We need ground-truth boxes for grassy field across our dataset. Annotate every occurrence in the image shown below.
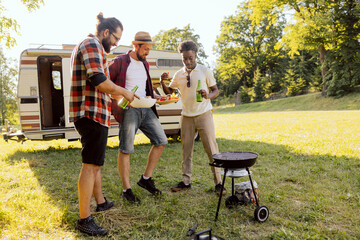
[1,96,360,239]
[215,91,360,113]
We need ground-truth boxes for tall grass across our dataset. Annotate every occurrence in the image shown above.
[1,110,360,239]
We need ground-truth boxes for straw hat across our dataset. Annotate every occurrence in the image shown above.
[132,31,155,45]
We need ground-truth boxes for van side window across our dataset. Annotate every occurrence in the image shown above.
[52,70,62,90]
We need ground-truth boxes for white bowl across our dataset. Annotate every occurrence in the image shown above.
[130,97,156,108]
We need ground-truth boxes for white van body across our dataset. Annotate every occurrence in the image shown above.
[17,44,183,141]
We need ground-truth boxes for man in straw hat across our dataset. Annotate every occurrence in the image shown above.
[69,13,138,236]
[109,31,167,203]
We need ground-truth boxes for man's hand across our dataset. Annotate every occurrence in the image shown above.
[160,72,169,83]
[198,89,209,99]
[123,90,140,103]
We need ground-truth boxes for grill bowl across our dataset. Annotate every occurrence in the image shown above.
[211,151,258,169]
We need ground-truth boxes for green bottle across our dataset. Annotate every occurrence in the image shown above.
[118,85,138,109]
[196,80,202,102]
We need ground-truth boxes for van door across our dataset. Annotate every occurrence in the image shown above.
[61,58,74,128]
[37,56,65,129]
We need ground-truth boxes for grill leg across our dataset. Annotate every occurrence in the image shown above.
[246,167,259,206]
[215,168,228,221]
[232,177,235,196]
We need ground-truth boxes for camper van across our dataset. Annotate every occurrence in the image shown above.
[17,44,183,141]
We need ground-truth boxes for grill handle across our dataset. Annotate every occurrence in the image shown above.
[209,161,223,168]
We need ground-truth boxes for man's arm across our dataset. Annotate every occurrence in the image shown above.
[91,74,138,102]
[199,85,219,99]
[160,72,175,95]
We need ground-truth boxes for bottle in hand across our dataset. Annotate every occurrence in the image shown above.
[196,80,202,102]
[118,85,138,109]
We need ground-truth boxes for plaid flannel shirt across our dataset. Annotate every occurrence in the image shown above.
[109,51,157,123]
[69,34,112,127]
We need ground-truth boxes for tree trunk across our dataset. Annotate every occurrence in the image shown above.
[234,90,241,105]
[318,45,328,96]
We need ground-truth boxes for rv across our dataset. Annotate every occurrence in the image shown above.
[17,44,183,141]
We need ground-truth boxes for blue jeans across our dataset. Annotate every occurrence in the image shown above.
[118,108,168,153]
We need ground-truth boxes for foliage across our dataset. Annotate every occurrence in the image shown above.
[0,48,18,125]
[284,50,320,96]
[240,86,251,104]
[253,68,266,101]
[216,0,360,99]
[324,0,360,97]
[265,0,360,96]
[152,24,208,64]
[0,0,44,48]
[215,1,286,97]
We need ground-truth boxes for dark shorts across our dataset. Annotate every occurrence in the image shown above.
[74,117,108,166]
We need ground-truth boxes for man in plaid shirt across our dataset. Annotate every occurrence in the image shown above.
[69,13,137,236]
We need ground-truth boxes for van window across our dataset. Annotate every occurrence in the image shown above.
[52,70,62,90]
[157,59,183,68]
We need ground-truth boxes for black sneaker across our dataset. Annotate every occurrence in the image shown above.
[76,215,108,236]
[122,189,140,203]
[215,183,227,196]
[137,175,162,195]
[96,197,114,212]
[170,181,191,192]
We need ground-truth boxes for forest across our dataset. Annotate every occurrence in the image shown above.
[1,0,360,124]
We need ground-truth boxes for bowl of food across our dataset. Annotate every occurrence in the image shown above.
[130,97,156,108]
[156,95,180,105]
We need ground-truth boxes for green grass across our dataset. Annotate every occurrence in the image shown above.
[215,91,360,113]
[1,95,360,239]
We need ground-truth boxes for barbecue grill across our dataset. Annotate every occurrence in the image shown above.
[210,151,269,223]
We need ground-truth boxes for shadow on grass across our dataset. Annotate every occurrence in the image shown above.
[4,138,360,239]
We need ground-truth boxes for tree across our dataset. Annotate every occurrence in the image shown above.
[251,0,360,96]
[0,48,18,125]
[1,0,44,48]
[215,1,286,97]
[325,0,360,96]
[284,50,321,95]
[152,24,208,64]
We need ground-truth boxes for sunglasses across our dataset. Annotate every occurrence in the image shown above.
[186,74,191,88]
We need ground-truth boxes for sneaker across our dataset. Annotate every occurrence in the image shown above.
[170,181,191,192]
[215,183,227,196]
[122,189,140,203]
[76,215,108,236]
[96,197,114,212]
[137,175,162,195]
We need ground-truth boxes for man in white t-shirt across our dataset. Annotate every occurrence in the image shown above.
[160,40,226,196]
[109,32,168,203]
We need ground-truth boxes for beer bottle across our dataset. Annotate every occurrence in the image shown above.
[196,80,202,102]
[118,85,138,109]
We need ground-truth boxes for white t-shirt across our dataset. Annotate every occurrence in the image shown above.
[169,64,216,117]
[125,56,147,97]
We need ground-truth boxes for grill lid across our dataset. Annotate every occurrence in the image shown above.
[212,151,258,161]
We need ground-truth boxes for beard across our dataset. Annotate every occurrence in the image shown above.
[136,51,146,62]
[102,36,111,53]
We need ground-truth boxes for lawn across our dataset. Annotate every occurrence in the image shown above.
[1,110,359,239]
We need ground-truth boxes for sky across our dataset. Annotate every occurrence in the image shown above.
[3,0,242,65]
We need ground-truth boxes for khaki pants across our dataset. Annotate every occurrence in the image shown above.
[181,110,222,185]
